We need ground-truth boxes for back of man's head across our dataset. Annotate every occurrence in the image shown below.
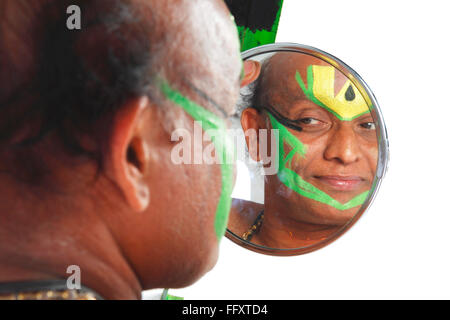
[0,0,240,177]
[0,0,241,299]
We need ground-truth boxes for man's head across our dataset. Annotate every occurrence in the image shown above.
[0,0,241,296]
[241,52,378,226]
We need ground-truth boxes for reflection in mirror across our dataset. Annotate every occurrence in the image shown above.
[226,44,388,255]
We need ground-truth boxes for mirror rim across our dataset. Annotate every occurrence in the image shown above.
[225,42,389,256]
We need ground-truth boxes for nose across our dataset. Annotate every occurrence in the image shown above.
[323,123,361,165]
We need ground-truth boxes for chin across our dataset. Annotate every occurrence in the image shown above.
[169,244,219,289]
[316,205,360,226]
[291,198,359,226]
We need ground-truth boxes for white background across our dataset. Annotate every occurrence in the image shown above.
[146,0,450,299]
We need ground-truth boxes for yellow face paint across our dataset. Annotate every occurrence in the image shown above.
[295,65,371,121]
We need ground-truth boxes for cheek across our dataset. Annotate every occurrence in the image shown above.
[370,145,379,171]
[144,127,223,271]
[144,152,222,283]
[154,134,222,227]
[361,141,378,175]
[288,139,323,176]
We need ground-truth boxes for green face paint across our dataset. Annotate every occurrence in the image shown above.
[268,113,369,210]
[158,79,235,242]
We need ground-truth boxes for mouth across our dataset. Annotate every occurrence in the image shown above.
[314,175,365,192]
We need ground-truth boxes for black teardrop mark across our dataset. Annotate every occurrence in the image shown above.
[345,85,356,101]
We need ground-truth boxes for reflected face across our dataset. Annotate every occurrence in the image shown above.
[259,53,378,226]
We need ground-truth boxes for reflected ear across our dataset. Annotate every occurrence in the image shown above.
[241,107,265,162]
[241,60,261,88]
[107,96,152,212]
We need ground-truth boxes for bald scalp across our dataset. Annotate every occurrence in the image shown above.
[242,52,350,113]
[260,52,351,107]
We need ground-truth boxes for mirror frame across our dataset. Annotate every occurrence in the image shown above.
[225,43,389,256]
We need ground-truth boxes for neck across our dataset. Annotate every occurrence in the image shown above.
[257,208,340,249]
[256,180,340,249]
[0,171,142,300]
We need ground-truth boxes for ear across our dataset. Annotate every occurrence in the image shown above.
[241,107,266,162]
[241,60,261,88]
[107,96,152,212]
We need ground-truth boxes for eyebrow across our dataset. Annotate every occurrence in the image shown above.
[183,79,228,118]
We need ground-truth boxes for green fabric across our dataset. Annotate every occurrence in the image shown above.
[166,294,184,300]
[238,0,284,51]
[161,289,184,300]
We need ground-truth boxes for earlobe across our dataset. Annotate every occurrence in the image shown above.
[124,137,151,211]
[108,96,152,212]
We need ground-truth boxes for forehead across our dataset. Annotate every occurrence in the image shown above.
[260,52,335,99]
[260,52,370,120]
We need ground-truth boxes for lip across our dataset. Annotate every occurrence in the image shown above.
[315,175,364,191]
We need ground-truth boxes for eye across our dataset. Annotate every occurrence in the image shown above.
[299,117,321,125]
[360,122,376,130]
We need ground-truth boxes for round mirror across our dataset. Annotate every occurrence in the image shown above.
[226,43,388,255]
